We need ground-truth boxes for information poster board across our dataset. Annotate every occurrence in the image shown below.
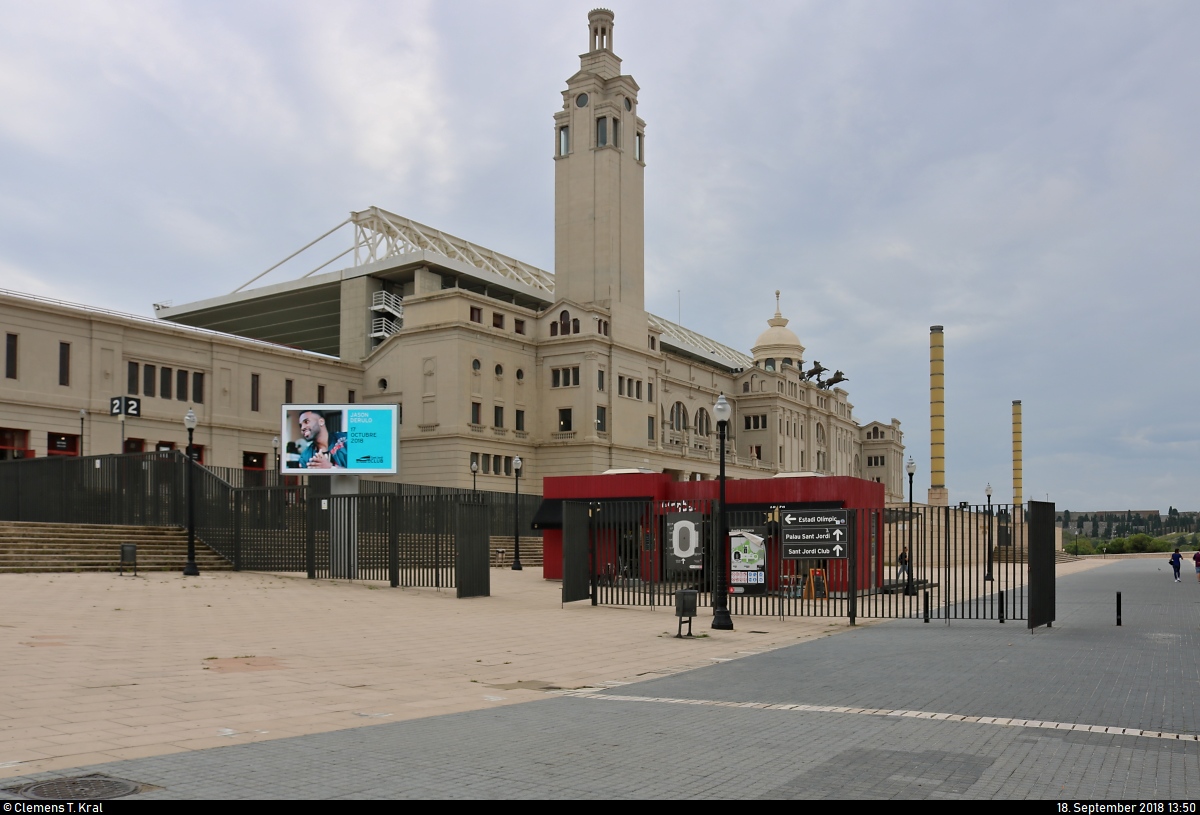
[729,528,767,595]
[280,404,398,475]
[665,512,704,575]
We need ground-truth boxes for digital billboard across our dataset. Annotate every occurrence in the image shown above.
[280,404,398,475]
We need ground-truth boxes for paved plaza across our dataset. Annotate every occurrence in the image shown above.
[2,557,1198,799]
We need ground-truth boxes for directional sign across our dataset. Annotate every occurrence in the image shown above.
[781,509,850,559]
[781,510,848,526]
[784,542,848,559]
[782,526,847,543]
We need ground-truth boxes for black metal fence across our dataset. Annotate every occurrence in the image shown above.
[565,498,1052,625]
[0,452,499,597]
[0,452,186,527]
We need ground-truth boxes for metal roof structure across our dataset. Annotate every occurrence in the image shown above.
[158,206,752,369]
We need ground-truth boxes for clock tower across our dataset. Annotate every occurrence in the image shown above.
[553,9,647,337]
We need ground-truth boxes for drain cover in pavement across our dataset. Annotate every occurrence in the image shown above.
[11,774,143,800]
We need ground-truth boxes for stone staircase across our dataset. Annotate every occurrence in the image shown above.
[488,535,544,568]
[0,521,232,573]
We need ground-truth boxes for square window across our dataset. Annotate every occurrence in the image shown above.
[559,125,569,156]
[250,373,260,412]
[516,409,525,432]
[177,369,188,401]
[348,390,356,404]
[128,362,139,395]
[553,369,561,388]
[470,307,482,323]
[317,384,325,404]
[192,372,205,404]
[482,453,491,474]
[635,380,641,400]
[161,367,172,400]
[596,117,607,147]
[471,402,482,424]
[143,365,156,398]
[596,406,607,433]
[494,406,504,428]
[493,313,504,329]
[572,367,579,386]
[647,416,655,440]
[514,319,526,335]
[558,408,573,432]
[285,379,293,403]
[597,370,605,391]
[504,456,512,476]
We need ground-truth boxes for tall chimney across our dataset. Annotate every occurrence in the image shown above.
[928,325,948,506]
[1012,400,1023,506]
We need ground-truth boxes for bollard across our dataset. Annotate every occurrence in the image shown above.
[999,590,1005,624]
[923,590,930,623]
[1116,591,1122,626]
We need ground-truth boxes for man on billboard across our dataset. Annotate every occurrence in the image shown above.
[296,410,348,469]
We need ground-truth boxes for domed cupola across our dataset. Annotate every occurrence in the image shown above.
[751,291,804,372]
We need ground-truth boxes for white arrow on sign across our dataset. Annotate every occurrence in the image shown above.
[833,544,844,556]
[785,514,796,524]
[833,529,844,541]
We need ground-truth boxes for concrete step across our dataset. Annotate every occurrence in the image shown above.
[0,521,229,573]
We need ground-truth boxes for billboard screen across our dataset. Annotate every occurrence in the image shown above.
[280,404,398,475]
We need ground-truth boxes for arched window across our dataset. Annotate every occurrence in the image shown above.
[765,358,776,372]
[670,402,689,431]
[816,423,825,444]
[694,408,711,437]
[854,455,861,475]
[559,310,571,335]
[783,358,792,368]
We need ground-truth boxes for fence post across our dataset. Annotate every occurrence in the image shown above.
[233,490,242,571]
[999,589,1005,624]
[847,510,857,626]
[389,495,399,588]
[1116,591,1122,626]
[305,494,316,580]
[923,589,930,623]
[589,502,598,606]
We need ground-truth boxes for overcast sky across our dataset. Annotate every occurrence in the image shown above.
[2,1,1197,511]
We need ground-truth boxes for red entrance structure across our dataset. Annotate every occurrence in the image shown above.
[540,472,884,594]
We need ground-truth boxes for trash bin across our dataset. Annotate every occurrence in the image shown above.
[675,589,698,638]
[120,543,137,576]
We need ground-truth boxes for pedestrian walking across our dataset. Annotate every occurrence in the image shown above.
[1169,549,1182,582]
[897,546,909,581]
[1192,549,1200,584]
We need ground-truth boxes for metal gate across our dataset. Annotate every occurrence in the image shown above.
[564,499,1053,624]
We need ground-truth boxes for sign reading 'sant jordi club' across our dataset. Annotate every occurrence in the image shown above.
[280,405,398,475]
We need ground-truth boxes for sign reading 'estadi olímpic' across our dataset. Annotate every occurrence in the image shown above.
[782,509,850,559]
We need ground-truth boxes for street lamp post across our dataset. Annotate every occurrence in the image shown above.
[511,456,523,570]
[905,457,916,596]
[183,408,200,577]
[471,460,478,493]
[712,394,734,630]
[272,436,279,470]
[79,409,86,456]
[985,482,994,581]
